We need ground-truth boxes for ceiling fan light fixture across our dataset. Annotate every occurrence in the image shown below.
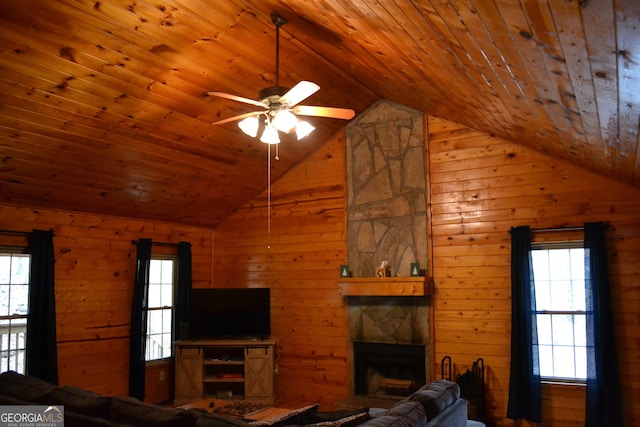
[209,11,355,149]
[238,116,260,137]
[260,125,281,144]
[272,109,297,133]
[296,120,315,140]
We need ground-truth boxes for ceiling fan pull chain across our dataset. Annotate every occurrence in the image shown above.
[267,143,272,250]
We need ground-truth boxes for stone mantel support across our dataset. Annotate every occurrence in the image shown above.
[338,276,432,297]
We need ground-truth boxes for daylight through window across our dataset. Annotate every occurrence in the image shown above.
[531,243,586,381]
[0,251,30,374]
[146,257,175,361]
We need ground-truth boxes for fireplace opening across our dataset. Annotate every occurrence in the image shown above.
[353,341,426,399]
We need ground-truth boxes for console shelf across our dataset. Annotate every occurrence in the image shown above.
[175,338,276,405]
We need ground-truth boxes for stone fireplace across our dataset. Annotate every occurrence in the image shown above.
[338,100,431,409]
[345,99,427,278]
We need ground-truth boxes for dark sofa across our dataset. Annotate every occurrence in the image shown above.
[0,371,465,427]
[361,380,467,427]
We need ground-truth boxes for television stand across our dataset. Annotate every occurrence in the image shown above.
[174,338,277,406]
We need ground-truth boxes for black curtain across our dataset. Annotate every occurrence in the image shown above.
[129,238,152,400]
[506,226,541,422]
[584,222,623,427]
[26,229,58,384]
[174,242,192,341]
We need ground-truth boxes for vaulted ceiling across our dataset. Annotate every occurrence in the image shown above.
[1,1,638,228]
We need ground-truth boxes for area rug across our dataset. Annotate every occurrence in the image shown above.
[212,401,267,417]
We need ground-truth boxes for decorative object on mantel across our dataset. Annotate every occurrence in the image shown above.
[340,264,351,278]
[410,262,421,276]
[338,276,432,296]
[376,260,391,277]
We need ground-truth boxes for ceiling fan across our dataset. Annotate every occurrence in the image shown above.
[209,13,355,144]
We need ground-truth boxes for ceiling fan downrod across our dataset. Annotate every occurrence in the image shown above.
[271,13,287,88]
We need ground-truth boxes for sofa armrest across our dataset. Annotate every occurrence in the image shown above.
[424,399,466,427]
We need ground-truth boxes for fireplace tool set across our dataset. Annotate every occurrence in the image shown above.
[441,355,486,422]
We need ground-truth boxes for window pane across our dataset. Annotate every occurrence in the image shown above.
[553,345,576,378]
[531,251,551,310]
[161,333,172,358]
[150,260,162,284]
[574,345,587,379]
[160,308,172,359]
[550,280,572,311]
[531,251,549,281]
[551,314,574,346]
[537,315,552,345]
[0,286,9,317]
[538,345,554,377]
[571,279,585,311]
[9,285,28,316]
[569,249,585,310]
[0,258,10,284]
[569,249,585,281]
[574,315,586,346]
[535,278,552,311]
[148,310,163,334]
[10,256,30,285]
[161,283,173,306]
[161,261,173,282]
[549,250,571,280]
[148,283,161,308]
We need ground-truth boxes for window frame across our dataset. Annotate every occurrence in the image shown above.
[0,245,30,375]
[145,254,177,363]
[531,240,586,384]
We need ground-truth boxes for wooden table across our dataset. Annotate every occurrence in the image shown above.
[178,398,300,421]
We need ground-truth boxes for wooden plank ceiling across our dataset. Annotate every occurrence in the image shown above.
[1,0,638,228]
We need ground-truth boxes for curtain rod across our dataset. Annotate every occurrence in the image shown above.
[531,226,584,233]
[130,239,180,248]
[509,225,584,234]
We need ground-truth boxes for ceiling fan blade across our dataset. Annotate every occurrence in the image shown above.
[208,92,267,108]
[293,105,355,120]
[280,81,320,107]
[212,111,260,126]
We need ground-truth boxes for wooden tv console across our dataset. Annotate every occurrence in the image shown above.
[174,338,277,405]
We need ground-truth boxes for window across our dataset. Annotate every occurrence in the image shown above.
[531,242,586,381]
[0,250,30,374]
[146,257,176,361]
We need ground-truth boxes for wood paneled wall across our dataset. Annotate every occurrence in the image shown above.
[0,205,213,403]
[427,116,640,426]
[213,133,350,407]
[1,114,638,425]
[215,116,640,425]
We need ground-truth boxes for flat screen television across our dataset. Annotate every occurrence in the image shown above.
[188,288,270,339]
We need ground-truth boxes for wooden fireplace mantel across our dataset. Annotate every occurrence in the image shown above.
[338,276,432,296]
